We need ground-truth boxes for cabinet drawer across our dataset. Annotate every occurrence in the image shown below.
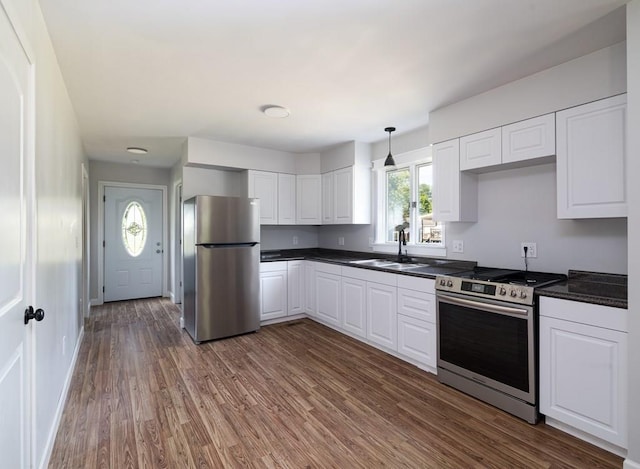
[539,297,627,332]
[398,288,435,323]
[397,275,435,294]
[260,261,287,272]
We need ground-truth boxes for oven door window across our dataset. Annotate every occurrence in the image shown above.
[439,301,529,392]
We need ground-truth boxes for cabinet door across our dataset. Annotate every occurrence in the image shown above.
[287,261,303,316]
[540,316,627,447]
[321,172,334,224]
[366,282,397,351]
[334,167,353,224]
[277,173,296,225]
[341,276,367,338]
[296,175,321,224]
[315,271,341,327]
[259,270,287,320]
[397,315,436,369]
[556,94,627,218]
[397,288,435,323]
[502,113,555,164]
[248,170,278,225]
[432,140,477,222]
[459,127,501,171]
[303,261,316,316]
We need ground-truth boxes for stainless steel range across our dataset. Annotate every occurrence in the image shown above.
[435,267,566,424]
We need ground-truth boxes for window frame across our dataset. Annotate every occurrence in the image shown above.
[372,147,446,257]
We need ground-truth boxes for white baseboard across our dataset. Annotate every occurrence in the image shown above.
[90,298,102,307]
[38,326,85,469]
[624,459,640,469]
[544,417,626,458]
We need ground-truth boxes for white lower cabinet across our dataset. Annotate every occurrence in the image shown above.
[340,271,367,339]
[366,281,397,351]
[303,261,316,316]
[314,264,342,327]
[539,297,627,452]
[397,315,436,368]
[396,276,437,370]
[287,260,303,316]
[259,262,288,321]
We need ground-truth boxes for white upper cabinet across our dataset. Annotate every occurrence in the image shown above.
[247,170,296,225]
[556,94,627,219]
[502,113,555,164]
[322,166,370,224]
[459,127,501,171]
[432,139,477,222]
[296,175,321,225]
[248,170,278,225]
[321,172,334,224]
[278,173,296,225]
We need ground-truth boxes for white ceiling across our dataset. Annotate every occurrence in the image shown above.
[38,0,628,168]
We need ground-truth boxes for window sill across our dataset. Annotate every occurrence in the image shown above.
[372,243,447,258]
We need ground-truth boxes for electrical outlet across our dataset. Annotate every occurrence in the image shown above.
[521,242,537,258]
[452,240,464,253]
[292,236,298,246]
[338,237,345,246]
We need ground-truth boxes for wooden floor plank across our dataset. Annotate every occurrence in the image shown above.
[49,298,623,468]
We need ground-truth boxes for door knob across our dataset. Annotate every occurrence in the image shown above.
[24,306,45,325]
[156,249,162,253]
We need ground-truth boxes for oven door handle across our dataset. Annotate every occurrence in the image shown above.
[437,294,529,316]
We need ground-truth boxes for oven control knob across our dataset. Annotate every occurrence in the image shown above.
[446,280,453,287]
[498,286,507,296]
[439,279,446,286]
[519,290,527,299]
[510,289,517,297]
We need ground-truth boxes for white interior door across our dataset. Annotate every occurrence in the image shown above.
[0,6,34,468]
[104,186,163,301]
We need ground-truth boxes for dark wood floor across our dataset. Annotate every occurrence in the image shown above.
[49,298,622,468]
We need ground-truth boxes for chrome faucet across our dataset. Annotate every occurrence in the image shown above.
[397,229,408,262]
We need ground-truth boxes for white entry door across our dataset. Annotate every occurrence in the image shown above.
[104,186,164,301]
[0,5,35,468]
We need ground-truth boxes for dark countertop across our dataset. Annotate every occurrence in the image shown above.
[537,270,628,309]
[260,248,476,279]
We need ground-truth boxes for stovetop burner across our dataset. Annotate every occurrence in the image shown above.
[436,267,567,306]
[451,267,565,287]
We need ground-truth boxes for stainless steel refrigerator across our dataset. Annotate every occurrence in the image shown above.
[183,195,260,343]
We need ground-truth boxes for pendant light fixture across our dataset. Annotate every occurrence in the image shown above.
[384,127,396,168]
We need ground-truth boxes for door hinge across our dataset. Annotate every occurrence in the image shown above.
[103,195,106,202]
[180,281,182,287]
[102,286,105,293]
[103,240,105,247]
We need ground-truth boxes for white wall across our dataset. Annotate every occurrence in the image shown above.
[429,42,627,143]
[88,161,171,301]
[181,166,245,199]
[445,163,627,273]
[318,224,373,253]
[7,1,88,467]
[186,136,298,173]
[625,2,640,468]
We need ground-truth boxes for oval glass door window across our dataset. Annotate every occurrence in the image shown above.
[121,201,147,257]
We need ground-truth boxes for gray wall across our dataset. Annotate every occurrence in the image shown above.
[261,226,319,250]
[89,161,171,301]
[445,163,627,273]
[625,2,639,467]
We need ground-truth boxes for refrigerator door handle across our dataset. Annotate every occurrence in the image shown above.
[198,242,259,248]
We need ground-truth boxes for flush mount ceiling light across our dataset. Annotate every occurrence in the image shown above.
[262,105,290,118]
[126,147,148,154]
[384,127,396,168]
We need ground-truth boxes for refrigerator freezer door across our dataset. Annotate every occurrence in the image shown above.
[184,244,260,342]
[193,195,260,244]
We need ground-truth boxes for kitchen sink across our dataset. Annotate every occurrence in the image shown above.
[348,259,422,270]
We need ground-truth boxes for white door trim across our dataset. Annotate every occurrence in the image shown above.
[171,180,183,305]
[81,164,90,316]
[97,181,168,305]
